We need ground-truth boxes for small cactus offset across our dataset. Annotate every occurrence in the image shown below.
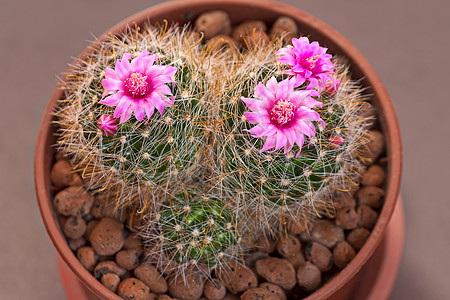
[56,22,374,280]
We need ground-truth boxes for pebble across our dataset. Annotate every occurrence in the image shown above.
[77,246,97,271]
[357,205,378,230]
[361,130,384,164]
[86,219,99,238]
[117,278,153,300]
[296,261,321,291]
[203,279,226,300]
[335,208,360,230]
[222,264,258,294]
[116,249,141,271]
[221,294,239,300]
[361,165,385,187]
[255,235,276,253]
[168,273,204,300]
[259,282,287,300]
[255,258,296,290]
[134,264,168,294]
[158,295,174,300]
[207,35,238,52]
[286,252,306,269]
[53,186,94,217]
[311,220,344,248]
[89,217,124,256]
[101,273,121,292]
[357,186,384,208]
[305,242,333,272]
[333,241,356,269]
[50,160,82,188]
[195,10,232,39]
[124,234,143,253]
[269,16,297,43]
[347,228,371,251]
[68,237,87,251]
[232,20,267,41]
[246,251,270,269]
[63,215,87,239]
[287,218,307,235]
[243,30,270,49]
[241,288,276,300]
[276,234,301,258]
[94,261,127,279]
[333,193,356,210]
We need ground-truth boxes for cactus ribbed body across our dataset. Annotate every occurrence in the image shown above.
[56,24,373,277]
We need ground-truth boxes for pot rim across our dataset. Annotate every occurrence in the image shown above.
[34,0,402,299]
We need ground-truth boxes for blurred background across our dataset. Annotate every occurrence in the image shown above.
[0,0,449,299]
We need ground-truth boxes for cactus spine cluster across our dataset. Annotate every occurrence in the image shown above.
[56,23,373,278]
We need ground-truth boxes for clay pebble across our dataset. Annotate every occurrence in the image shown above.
[134,264,168,294]
[357,205,378,230]
[63,215,87,239]
[116,249,141,271]
[255,257,296,290]
[269,16,297,43]
[335,208,360,230]
[347,228,370,251]
[101,272,121,293]
[333,241,356,269]
[241,288,277,300]
[259,282,287,300]
[168,274,204,300]
[207,35,238,52]
[276,234,301,258]
[53,186,94,217]
[286,252,306,269]
[361,164,385,187]
[51,159,82,188]
[311,220,344,248]
[255,235,276,253]
[195,10,232,39]
[357,186,384,208]
[94,261,127,279]
[118,278,154,300]
[222,264,258,294]
[77,246,97,271]
[305,242,333,272]
[89,217,124,256]
[296,261,321,291]
[361,130,384,164]
[203,279,226,300]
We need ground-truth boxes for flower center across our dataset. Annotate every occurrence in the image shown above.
[302,54,321,70]
[124,72,150,97]
[270,99,295,126]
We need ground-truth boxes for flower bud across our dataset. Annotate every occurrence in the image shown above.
[98,114,119,136]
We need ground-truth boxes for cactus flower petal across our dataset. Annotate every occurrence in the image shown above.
[98,114,119,136]
[277,37,335,91]
[101,51,177,123]
[242,77,325,156]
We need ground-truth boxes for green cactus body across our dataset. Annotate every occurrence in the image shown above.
[56,23,373,277]
[156,192,237,268]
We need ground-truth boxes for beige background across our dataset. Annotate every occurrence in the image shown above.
[1,0,449,299]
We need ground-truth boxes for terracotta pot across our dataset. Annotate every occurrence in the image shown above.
[34,0,402,299]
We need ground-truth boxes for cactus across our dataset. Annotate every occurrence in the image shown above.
[140,190,240,277]
[56,23,374,279]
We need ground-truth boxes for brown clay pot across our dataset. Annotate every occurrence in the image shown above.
[34,0,402,299]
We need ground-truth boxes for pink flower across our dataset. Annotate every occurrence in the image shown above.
[242,77,325,157]
[324,79,341,96]
[277,37,335,90]
[101,51,177,123]
[98,114,119,136]
[329,135,344,149]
